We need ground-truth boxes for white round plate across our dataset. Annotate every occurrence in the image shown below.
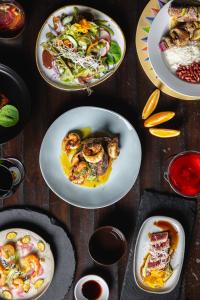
[74,275,109,300]
[36,5,126,91]
[0,228,54,300]
[148,0,200,97]
[133,216,185,294]
[39,106,141,209]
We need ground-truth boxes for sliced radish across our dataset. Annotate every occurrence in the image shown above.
[99,39,110,57]
[99,29,111,42]
[78,76,93,84]
[48,24,58,36]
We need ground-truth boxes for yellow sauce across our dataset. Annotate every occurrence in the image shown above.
[60,128,113,188]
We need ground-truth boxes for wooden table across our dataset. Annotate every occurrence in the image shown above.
[0,0,200,299]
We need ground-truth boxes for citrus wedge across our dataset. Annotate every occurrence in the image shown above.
[149,128,181,138]
[142,89,160,120]
[144,111,175,128]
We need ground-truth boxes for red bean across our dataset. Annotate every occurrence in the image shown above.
[176,62,200,83]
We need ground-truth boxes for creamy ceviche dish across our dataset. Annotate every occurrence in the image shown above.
[0,229,54,299]
[60,129,120,188]
[41,7,122,86]
[160,2,200,84]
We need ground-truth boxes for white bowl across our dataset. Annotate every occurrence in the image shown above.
[133,216,185,294]
[148,0,200,97]
[74,275,109,300]
[0,228,54,300]
[39,106,141,209]
[35,5,126,91]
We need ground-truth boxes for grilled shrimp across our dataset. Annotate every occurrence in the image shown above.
[69,161,88,184]
[0,264,6,286]
[20,254,40,278]
[62,132,81,152]
[82,143,104,163]
[107,138,119,160]
[71,151,82,166]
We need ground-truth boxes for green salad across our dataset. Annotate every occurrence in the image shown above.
[41,7,122,85]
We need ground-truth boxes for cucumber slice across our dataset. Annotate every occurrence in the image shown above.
[78,36,91,51]
[100,24,114,36]
[60,66,74,82]
[62,15,73,25]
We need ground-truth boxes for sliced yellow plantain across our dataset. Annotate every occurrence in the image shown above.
[34,279,44,289]
[6,232,17,240]
[22,235,31,244]
[37,241,45,252]
[2,290,13,299]
[144,111,175,128]
[149,128,181,138]
[142,89,160,120]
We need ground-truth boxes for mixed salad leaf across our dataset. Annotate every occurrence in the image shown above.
[0,94,19,128]
[41,7,122,85]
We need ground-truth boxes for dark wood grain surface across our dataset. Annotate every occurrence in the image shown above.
[0,0,200,299]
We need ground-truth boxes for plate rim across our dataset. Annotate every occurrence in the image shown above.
[0,207,76,299]
[35,4,126,91]
[39,106,142,209]
[148,0,200,98]
[0,227,55,300]
[133,215,185,294]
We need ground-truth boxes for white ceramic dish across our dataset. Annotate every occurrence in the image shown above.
[148,0,200,97]
[39,106,141,209]
[0,228,54,300]
[133,216,185,294]
[74,275,109,300]
[35,5,126,91]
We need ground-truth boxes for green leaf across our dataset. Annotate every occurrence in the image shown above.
[73,7,79,22]
[106,52,115,66]
[108,41,122,64]
[0,105,19,127]
[87,174,97,181]
[46,32,55,40]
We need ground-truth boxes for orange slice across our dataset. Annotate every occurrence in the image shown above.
[142,89,160,120]
[144,111,175,128]
[149,128,181,138]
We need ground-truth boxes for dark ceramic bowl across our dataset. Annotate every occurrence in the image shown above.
[89,226,127,266]
[0,64,31,143]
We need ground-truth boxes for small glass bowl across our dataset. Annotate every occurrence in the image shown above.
[0,0,25,39]
[164,150,200,198]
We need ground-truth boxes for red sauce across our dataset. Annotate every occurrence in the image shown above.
[82,280,102,300]
[154,220,179,251]
[168,152,200,197]
[0,2,25,37]
[42,50,53,69]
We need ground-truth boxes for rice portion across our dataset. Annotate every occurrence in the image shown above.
[164,42,200,72]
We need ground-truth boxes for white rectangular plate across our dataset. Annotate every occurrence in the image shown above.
[133,216,185,294]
